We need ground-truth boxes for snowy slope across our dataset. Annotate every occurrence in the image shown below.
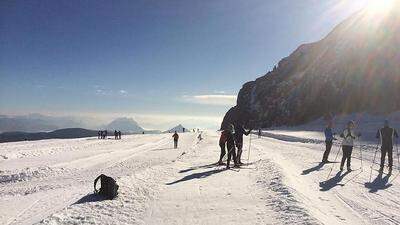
[1,130,400,224]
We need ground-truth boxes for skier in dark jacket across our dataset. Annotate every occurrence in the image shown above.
[226,124,238,169]
[218,130,228,165]
[234,123,252,165]
[376,120,399,174]
[172,131,179,149]
[322,121,336,163]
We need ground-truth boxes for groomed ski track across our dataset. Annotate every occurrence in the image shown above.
[1,131,400,224]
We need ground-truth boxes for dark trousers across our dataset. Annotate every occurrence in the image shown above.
[219,142,226,162]
[323,141,333,162]
[380,147,393,169]
[174,140,178,149]
[227,141,236,167]
[340,145,353,169]
[236,142,243,163]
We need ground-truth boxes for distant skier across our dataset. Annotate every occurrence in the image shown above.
[183,127,185,133]
[226,124,238,169]
[114,130,118,139]
[376,120,399,174]
[98,130,101,139]
[172,131,179,149]
[218,130,228,165]
[118,131,121,139]
[197,132,203,141]
[258,129,262,138]
[322,121,336,163]
[339,121,361,172]
[234,123,252,165]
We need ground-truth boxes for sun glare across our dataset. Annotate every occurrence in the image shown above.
[366,0,395,14]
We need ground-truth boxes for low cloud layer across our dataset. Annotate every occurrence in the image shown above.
[182,94,237,106]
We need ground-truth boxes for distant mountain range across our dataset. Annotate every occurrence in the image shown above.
[0,114,97,133]
[222,4,400,129]
[0,114,146,134]
[0,128,99,143]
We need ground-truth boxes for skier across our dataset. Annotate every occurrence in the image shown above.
[376,120,399,174]
[234,123,252,165]
[322,121,336,163]
[339,121,361,172]
[218,130,228,165]
[98,130,101,139]
[258,129,262,138]
[172,131,179,149]
[226,124,238,169]
[114,130,118,140]
[118,130,121,139]
[197,132,203,141]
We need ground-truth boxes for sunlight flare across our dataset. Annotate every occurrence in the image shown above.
[366,0,395,14]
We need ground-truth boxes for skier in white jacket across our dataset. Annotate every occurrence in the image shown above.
[339,121,361,172]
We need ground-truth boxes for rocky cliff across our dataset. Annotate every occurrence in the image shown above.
[222,4,400,129]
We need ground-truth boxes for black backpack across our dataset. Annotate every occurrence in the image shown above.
[94,174,119,199]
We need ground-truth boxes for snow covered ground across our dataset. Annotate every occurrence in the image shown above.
[1,130,400,224]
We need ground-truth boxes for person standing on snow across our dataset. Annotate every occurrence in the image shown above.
[172,131,179,149]
[218,130,228,165]
[322,121,336,163]
[226,124,238,169]
[234,123,252,165]
[376,120,399,174]
[339,121,361,172]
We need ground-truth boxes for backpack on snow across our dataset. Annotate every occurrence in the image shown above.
[94,174,119,199]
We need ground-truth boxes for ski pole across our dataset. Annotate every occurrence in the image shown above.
[327,144,341,180]
[247,133,252,165]
[359,140,363,171]
[396,139,399,171]
[369,143,380,182]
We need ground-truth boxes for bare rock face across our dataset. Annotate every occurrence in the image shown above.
[222,5,400,129]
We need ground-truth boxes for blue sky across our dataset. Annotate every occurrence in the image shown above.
[0,0,371,129]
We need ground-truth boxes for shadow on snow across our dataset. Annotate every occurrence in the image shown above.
[364,174,392,193]
[73,193,106,205]
[178,163,218,173]
[302,162,339,175]
[319,171,351,191]
[166,168,226,185]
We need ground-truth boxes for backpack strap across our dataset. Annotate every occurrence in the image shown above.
[94,175,102,194]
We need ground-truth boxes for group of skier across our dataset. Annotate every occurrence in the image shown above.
[97,130,122,139]
[114,130,122,139]
[218,123,252,169]
[98,130,108,139]
[323,120,399,174]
